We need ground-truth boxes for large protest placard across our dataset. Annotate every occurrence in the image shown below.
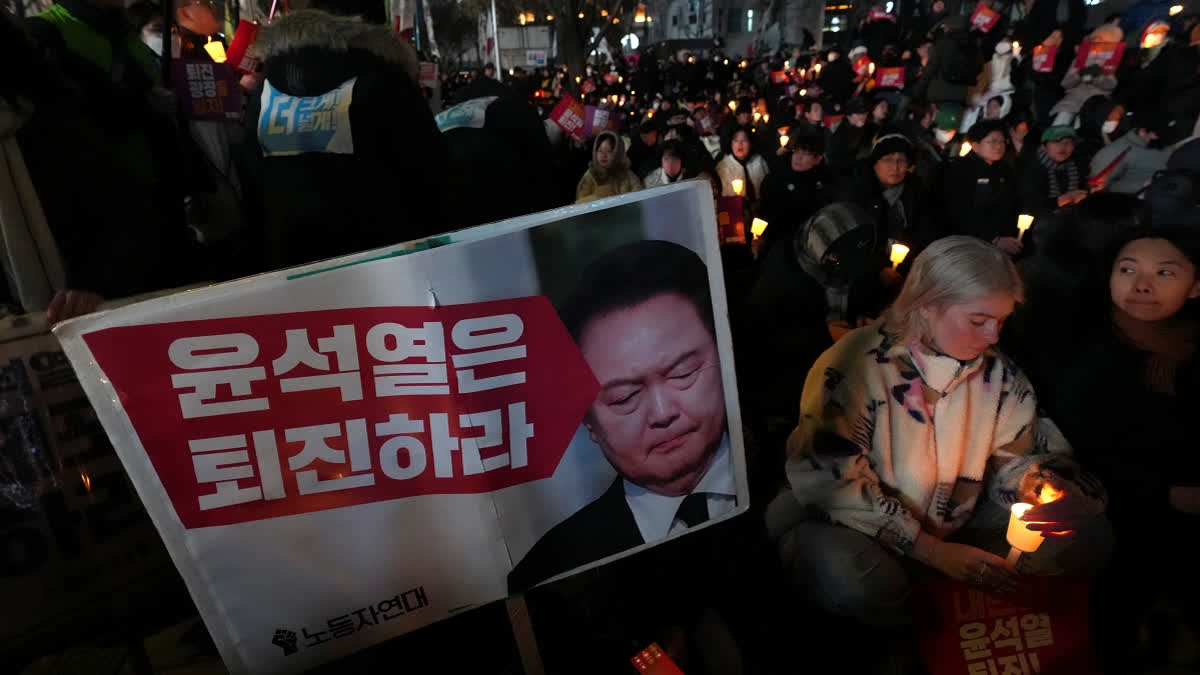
[54,181,749,674]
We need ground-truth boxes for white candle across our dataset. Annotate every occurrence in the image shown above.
[1006,503,1045,554]
[731,178,744,196]
[779,135,790,148]
[1017,214,1034,241]
[889,243,910,268]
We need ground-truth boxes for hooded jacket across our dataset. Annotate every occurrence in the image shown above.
[574,131,643,204]
[250,10,454,270]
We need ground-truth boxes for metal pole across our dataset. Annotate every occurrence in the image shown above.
[490,0,501,78]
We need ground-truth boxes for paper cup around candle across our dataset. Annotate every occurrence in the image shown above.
[780,135,790,148]
[889,243,910,268]
[1007,503,1045,553]
[1017,214,1034,240]
[204,39,227,63]
[959,141,973,157]
[751,218,768,238]
[731,179,744,196]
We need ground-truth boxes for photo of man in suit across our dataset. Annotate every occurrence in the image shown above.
[507,239,736,593]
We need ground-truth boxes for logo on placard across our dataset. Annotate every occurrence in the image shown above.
[272,628,298,656]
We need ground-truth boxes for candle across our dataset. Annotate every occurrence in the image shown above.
[728,100,737,111]
[751,218,768,238]
[799,88,807,96]
[814,63,822,74]
[779,134,790,147]
[1017,214,1034,240]
[1012,40,1021,57]
[959,141,973,157]
[204,38,227,63]
[731,178,744,196]
[889,243,909,268]
[763,113,770,123]
[1007,503,1045,554]
[754,111,762,123]
[868,62,876,75]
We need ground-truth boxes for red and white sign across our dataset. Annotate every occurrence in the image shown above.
[869,9,896,21]
[970,3,1000,33]
[550,94,587,139]
[54,182,749,675]
[771,70,791,84]
[417,62,438,88]
[226,20,260,75]
[82,298,595,529]
[1074,39,1126,73]
[876,66,905,89]
[918,577,1099,675]
[1032,45,1058,73]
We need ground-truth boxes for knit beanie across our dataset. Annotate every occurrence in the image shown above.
[870,131,913,163]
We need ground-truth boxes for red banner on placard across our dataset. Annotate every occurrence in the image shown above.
[581,79,597,95]
[1032,45,1058,73]
[868,9,896,21]
[823,114,844,130]
[550,94,587,139]
[1074,39,1126,73]
[225,19,260,74]
[876,66,905,89]
[81,297,599,529]
[771,70,791,84]
[970,3,1000,32]
[918,577,1099,675]
[716,197,745,244]
[418,62,438,88]
[584,105,623,136]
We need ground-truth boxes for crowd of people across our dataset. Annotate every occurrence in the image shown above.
[3,0,1200,671]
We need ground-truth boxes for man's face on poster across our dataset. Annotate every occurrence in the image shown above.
[579,293,726,497]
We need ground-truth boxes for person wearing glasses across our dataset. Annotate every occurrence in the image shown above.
[936,119,1022,256]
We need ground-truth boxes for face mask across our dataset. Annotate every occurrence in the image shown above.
[144,35,163,56]
[935,128,955,144]
[1102,120,1118,134]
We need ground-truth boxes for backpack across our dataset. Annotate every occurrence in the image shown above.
[941,36,982,86]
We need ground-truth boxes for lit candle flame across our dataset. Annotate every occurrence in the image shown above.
[890,243,910,268]
[751,218,768,238]
[731,178,744,195]
[959,141,973,157]
[80,472,92,492]
[779,134,790,147]
[1039,483,1065,504]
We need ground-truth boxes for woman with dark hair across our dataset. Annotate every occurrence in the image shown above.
[1004,107,1037,168]
[1021,225,1200,671]
[716,125,770,212]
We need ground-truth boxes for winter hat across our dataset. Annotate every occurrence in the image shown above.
[848,45,869,60]
[1041,125,1078,142]
[994,38,1012,54]
[870,131,914,163]
[934,108,962,130]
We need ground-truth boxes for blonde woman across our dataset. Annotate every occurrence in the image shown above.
[766,236,1108,627]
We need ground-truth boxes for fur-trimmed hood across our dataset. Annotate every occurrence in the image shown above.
[253,10,418,82]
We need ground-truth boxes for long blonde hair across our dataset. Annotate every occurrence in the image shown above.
[882,236,1023,343]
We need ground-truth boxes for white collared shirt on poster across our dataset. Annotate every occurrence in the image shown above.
[622,434,736,544]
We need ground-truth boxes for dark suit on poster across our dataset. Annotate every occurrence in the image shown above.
[507,478,642,593]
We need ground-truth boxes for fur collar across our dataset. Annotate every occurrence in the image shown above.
[253,10,418,81]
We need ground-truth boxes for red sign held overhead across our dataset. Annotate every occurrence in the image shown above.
[550,94,588,140]
[1031,45,1058,73]
[82,296,600,529]
[969,3,1000,33]
[1074,39,1126,73]
[225,20,260,74]
[876,66,905,89]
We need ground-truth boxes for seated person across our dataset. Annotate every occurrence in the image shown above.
[1025,226,1200,670]
[1017,125,1089,218]
[643,140,688,188]
[757,131,834,257]
[767,236,1109,630]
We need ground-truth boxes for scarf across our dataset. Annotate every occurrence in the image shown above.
[1112,306,1198,395]
[1037,146,1080,200]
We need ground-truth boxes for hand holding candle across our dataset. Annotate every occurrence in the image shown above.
[1017,214,1034,241]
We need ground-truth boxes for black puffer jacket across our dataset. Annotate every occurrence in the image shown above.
[250,10,455,270]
